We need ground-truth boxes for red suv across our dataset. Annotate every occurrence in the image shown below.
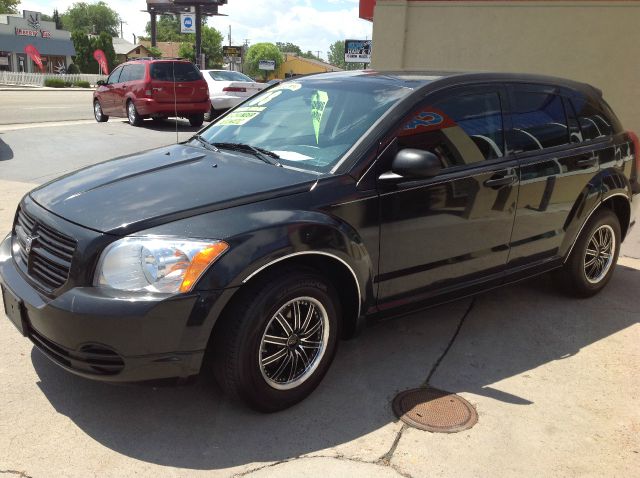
[93,59,210,127]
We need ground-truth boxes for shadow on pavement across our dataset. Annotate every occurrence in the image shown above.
[0,135,13,161]
[134,118,206,133]
[31,266,640,470]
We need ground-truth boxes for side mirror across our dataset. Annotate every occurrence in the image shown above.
[391,148,442,179]
[96,80,106,86]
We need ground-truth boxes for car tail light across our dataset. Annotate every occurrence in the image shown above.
[223,86,246,93]
[143,82,153,97]
[628,130,640,173]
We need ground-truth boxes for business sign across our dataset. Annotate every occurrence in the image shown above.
[15,28,51,38]
[344,39,371,63]
[0,57,9,66]
[223,45,242,57]
[180,13,195,33]
[258,60,275,71]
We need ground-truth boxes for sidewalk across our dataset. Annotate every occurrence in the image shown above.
[0,85,94,91]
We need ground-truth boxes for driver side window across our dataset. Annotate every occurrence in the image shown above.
[397,90,505,169]
[107,67,122,85]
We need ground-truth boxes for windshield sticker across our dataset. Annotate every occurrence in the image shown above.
[311,90,329,144]
[273,81,302,92]
[399,108,455,136]
[216,107,265,126]
[253,90,283,106]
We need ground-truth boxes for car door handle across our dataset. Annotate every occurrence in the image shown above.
[576,157,598,168]
[484,174,517,188]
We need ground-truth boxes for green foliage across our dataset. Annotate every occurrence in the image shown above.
[73,80,91,88]
[245,43,283,80]
[276,42,302,56]
[61,1,120,36]
[145,15,183,42]
[70,31,116,74]
[53,9,62,30]
[327,40,359,71]
[66,63,80,74]
[0,0,19,14]
[300,50,322,62]
[44,78,67,88]
[147,46,163,59]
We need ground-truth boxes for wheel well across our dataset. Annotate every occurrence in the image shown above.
[602,195,631,240]
[213,255,361,341]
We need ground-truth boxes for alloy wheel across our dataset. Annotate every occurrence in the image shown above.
[259,296,329,390]
[584,224,616,284]
[94,101,102,121]
[127,102,136,124]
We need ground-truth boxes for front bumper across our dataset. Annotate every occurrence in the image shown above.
[0,233,225,382]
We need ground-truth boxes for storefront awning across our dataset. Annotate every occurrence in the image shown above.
[0,35,76,56]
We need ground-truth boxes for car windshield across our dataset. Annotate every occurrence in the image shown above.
[200,78,411,173]
[209,70,254,82]
[150,62,201,82]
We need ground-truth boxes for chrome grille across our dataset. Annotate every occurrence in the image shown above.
[13,207,76,290]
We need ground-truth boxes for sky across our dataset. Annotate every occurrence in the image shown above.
[17,0,373,60]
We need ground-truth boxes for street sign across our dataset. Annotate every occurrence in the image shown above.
[258,60,275,71]
[344,39,372,63]
[223,45,243,57]
[180,13,195,33]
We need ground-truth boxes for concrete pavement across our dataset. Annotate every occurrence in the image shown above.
[0,89,95,125]
[0,117,638,477]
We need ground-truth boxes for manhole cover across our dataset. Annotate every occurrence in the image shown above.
[392,387,478,433]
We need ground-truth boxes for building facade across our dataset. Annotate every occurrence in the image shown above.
[364,0,640,133]
[0,10,75,73]
[273,54,342,80]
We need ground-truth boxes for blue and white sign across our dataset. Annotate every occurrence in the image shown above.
[344,39,371,63]
[180,13,195,33]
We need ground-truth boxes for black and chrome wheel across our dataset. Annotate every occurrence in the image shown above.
[555,208,621,297]
[203,106,217,122]
[211,268,340,412]
[94,100,108,122]
[127,100,142,126]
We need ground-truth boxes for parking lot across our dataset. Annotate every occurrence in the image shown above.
[0,90,638,477]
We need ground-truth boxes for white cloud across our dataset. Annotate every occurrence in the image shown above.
[18,1,372,60]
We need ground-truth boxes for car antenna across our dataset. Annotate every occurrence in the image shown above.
[172,60,178,144]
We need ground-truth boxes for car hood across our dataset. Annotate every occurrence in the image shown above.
[29,144,317,235]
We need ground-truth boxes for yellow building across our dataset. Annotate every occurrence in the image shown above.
[273,54,342,80]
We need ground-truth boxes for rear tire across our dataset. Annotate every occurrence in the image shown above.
[203,106,217,122]
[94,100,108,122]
[189,113,204,127]
[554,208,621,297]
[211,268,340,412]
[127,100,142,126]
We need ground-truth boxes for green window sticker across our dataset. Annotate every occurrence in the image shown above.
[311,90,329,144]
[216,107,265,126]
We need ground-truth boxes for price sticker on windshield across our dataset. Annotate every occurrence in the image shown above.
[311,90,329,144]
[216,107,265,126]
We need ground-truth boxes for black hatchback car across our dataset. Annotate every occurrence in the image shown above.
[1,71,638,412]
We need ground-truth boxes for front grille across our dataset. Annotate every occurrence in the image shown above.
[30,327,125,376]
[13,207,76,291]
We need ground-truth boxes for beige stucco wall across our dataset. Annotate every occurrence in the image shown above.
[371,1,640,133]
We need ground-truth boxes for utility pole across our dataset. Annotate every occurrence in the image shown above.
[316,50,322,60]
[120,20,126,39]
[195,4,202,69]
[228,25,232,71]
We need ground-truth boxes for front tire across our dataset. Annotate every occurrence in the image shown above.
[94,100,108,122]
[211,268,340,412]
[554,208,621,297]
[127,100,142,126]
[189,113,204,127]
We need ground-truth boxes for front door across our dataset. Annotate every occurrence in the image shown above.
[377,85,518,309]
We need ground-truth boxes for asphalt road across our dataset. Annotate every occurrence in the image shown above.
[0,91,638,477]
[0,89,96,125]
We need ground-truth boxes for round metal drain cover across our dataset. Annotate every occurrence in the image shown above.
[392,387,478,433]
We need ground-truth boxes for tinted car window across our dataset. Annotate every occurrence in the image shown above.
[510,91,569,152]
[118,65,132,83]
[208,71,254,82]
[106,67,122,85]
[127,64,145,81]
[563,97,583,143]
[397,91,505,167]
[150,62,202,82]
[571,96,614,140]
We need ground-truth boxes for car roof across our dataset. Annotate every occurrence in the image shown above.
[300,70,600,96]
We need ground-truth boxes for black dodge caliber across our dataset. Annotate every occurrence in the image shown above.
[1,71,638,411]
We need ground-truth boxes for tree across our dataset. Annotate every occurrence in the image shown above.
[70,31,116,73]
[245,43,283,80]
[0,0,19,14]
[328,40,359,71]
[147,46,162,58]
[94,31,117,71]
[61,2,120,36]
[145,15,182,42]
[53,9,62,30]
[276,42,302,56]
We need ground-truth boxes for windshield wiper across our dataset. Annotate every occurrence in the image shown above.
[212,142,282,167]
[190,134,219,153]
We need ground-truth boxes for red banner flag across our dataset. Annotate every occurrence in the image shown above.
[24,44,44,72]
[93,49,109,75]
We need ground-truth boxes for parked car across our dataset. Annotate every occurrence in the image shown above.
[201,69,267,121]
[93,58,210,127]
[2,71,638,412]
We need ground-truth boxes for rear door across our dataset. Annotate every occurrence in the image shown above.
[377,85,519,308]
[150,62,208,104]
[506,84,602,268]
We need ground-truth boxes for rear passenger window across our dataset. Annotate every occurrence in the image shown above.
[510,91,569,153]
[571,96,613,140]
[128,64,145,81]
[398,91,505,168]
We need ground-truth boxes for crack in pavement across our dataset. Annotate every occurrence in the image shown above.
[0,471,33,478]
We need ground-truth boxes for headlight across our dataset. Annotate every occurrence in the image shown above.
[95,237,228,293]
